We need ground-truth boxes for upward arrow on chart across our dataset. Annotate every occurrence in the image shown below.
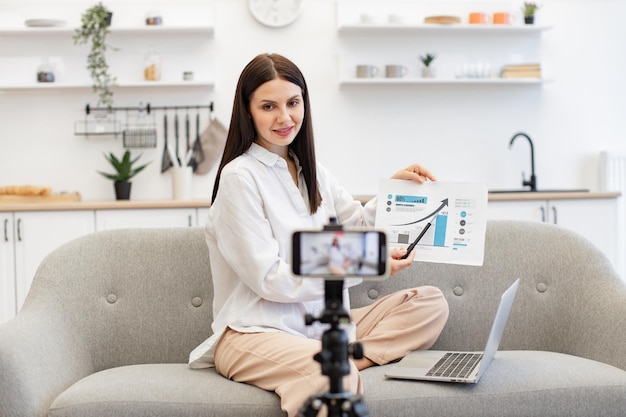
[391,198,449,226]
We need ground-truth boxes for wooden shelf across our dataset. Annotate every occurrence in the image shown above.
[0,80,214,91]
[338,23,553,35]
[339,78,552,86]
[0,25,214,37]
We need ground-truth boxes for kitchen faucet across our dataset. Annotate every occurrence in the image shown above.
[509,132,537,191]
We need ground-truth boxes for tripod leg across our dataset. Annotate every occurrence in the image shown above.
[298,396,323,417]
[305,394,369,417]
[346,394,369,417]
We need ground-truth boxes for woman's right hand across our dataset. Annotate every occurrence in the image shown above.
[388,247,415,276]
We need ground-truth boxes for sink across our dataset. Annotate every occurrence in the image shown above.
[489,189,590,193]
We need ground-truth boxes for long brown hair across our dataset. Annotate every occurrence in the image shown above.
[212,54,321,214]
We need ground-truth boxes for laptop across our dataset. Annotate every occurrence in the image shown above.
[385,278,519,384]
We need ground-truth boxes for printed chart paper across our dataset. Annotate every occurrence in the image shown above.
[375,179,488,266]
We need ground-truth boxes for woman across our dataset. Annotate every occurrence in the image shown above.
[189,53,449,417]
[328,237,351,275]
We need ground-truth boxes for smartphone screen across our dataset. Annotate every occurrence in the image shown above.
[292,230,387,278]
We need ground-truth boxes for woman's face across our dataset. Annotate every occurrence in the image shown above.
[249,78,304,156]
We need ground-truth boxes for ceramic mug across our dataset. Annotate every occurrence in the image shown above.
[388,14,403,24]
[493,12,514,24]
[385,64,408,78]
[356,64,379,78]
[360,13,375,24]
[469,12,490,24]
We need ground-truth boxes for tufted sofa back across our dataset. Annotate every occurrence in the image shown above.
[26,220,626,375]
[27,227,213,372]
[351,220,626,370]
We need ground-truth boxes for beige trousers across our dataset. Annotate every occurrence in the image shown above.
[214,286,449,417]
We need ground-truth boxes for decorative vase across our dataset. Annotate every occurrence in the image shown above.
[422,67,434,78]
[524,16,534,24]
[114,181,131,200]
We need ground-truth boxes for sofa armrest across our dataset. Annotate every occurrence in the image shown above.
[0,285,94,417]
[564,264,626,371]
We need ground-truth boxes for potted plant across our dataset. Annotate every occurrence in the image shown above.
[98,150,150,200]
[419,53,437,78]
[522,2,540,24]
[73,2,117,108]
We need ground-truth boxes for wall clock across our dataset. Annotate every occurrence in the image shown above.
[248,0,304,28]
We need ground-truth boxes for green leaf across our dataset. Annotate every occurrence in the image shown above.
[99,150,151,182]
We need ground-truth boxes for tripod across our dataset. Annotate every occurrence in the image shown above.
[298,278,369,417]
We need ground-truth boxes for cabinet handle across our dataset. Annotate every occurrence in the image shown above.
[3,219,8,242]
[540,206,546,223]
[552,206,558,224]
[188,215,192,227]
[17,218,22,241]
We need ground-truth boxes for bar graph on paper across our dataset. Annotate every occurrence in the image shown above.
[375,180,488,266]
[395,213,448,247]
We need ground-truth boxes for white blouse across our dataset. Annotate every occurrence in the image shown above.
[189,143,377,368]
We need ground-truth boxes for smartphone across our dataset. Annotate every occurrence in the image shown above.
[291,229,388,279]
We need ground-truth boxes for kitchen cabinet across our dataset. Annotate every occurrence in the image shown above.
[0,210,95,323]
[197,207,210,227]
[0,204,208,325]
[488,198,619,273]
[0,2,215,91]
[95,208,197,230]
[1,213,16,325]
[336,0,552,86]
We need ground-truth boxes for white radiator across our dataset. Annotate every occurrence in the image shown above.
[599,151,626,280]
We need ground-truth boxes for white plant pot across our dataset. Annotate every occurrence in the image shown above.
[422,67,435,78]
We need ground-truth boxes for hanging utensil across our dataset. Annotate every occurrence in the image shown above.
[174,112,181,166]
[190,109,205,172]
[185,111,191,153]
[160,111,172,173]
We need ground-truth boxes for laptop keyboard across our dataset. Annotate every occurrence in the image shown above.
[426,352,483,379]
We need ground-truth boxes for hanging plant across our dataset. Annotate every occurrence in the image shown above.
[73,2,117,108]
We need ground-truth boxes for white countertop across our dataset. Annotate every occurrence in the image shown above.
[1,191,620,212]
[356,191,620,205]
[0,199,212,212]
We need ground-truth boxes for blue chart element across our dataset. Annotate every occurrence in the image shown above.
[395,195,427,204]
[433,214,447,247]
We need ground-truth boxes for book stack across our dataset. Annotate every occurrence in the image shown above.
[500,63,542,79]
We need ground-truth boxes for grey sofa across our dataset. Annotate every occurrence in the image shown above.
[1,220,625,417]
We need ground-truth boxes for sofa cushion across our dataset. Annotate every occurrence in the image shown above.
[362,351,626,417]
[49,351,626,417]
[49,364,283,417]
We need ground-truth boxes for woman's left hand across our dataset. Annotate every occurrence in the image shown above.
[392,163,436,184]
[389,247,415,276]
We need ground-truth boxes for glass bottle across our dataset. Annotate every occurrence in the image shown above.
[37,58,55,83]
[144,48,161,81]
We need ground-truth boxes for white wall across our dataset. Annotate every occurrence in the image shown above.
[1,0,625,200]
